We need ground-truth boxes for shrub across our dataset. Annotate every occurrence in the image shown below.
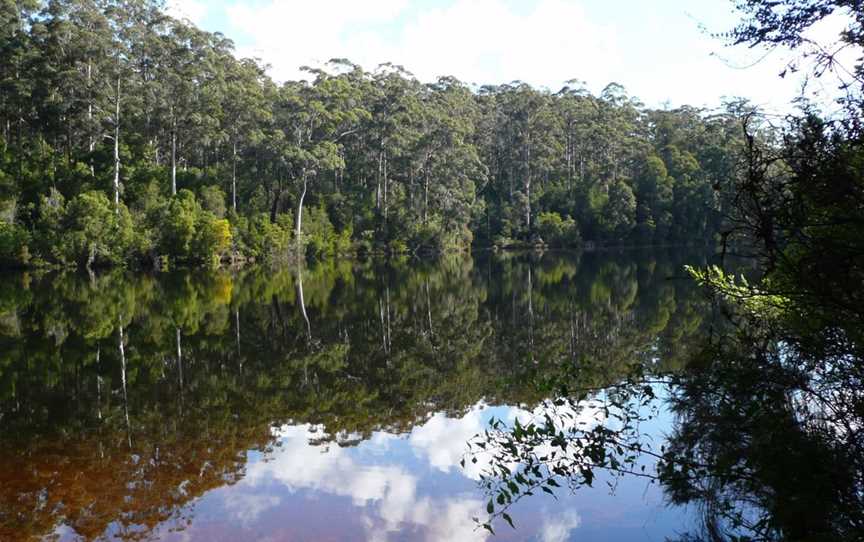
[0,222,30,267]
[156,189,232,265]
[536,211,581,247]
[302,205,352,259]
[61,191,136,267]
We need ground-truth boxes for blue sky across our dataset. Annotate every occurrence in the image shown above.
[166,0,855,111]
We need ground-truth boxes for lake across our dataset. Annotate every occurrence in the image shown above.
[0,249,717,541]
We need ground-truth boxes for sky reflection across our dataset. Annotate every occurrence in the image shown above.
[149,403,691,542]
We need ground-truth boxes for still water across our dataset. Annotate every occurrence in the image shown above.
[0,250,715,541]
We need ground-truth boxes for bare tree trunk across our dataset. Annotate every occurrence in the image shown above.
[176,327,183,390]
[113,77,121,211]
[171,116,177,195]
[425,279,433,337]
[376,149,383,212]
[525,139,532,232]
[119,318,131,448]
[235,307,242,371]
[296,267,311,341]
[96,344,102,421]
[295,169,308,245]
[232,139,238,211]
[423,167,429,223]
[383,154,389,223]
[528,266,535,364]
[87,60,94,176]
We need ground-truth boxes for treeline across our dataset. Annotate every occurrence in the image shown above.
[1,0,746,268]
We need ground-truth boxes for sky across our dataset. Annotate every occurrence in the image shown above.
[165,0,858,112]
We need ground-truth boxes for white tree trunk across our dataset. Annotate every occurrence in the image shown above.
[232,140,238,211]
[113,77,121,211]
[295,170,308,243]
[171,119,177,196]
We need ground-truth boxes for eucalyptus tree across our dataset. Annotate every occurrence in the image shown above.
[274,65,369,243]
[489,83,562,238]
[220,57,272,212]
[411,76,486,248]
[0,0,39,196]
[350,64,424,239]
[553,80,594,206]
[155,18,214,195]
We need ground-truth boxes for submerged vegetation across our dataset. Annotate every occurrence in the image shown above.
[0,1,750,268]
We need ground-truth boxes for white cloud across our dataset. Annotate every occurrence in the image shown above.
[223,493,282,526]
[217,0,860,110]
[390,0,619,87]
[166,0,208,25]
[226,0,410,81]
[226,0,618,89]
[540,509,582,542]
[409,404,487,477]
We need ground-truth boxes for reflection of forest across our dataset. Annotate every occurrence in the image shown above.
[0,250,711,540]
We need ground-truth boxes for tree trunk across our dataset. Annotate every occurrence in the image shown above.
[176,326,183,390]
[171,117,177,195]
[383,153,389,223]
[423,165,429,223]
[232,139,238,212]
[235,308,241,371]
[527,266,536,364]
[296,267,311,341]
[113,77,121,211]
[96,345,102,421]
[295,169,308,244]
[87,60,94,176]
[524,133,533,233]
[376,149,383,211]
[118,318,131,448]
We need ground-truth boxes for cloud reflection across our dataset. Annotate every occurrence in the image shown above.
[221,401,602,541]
[234,422,488,541]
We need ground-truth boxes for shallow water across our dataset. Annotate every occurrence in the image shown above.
[0,249,714,541]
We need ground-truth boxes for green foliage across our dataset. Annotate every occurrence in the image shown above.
[601,180,637,241]
[156,190,232,265]
[0,0,742,269]
[234,213,295,263]
[0,221,30,267]
[198,185,227,218]
[61,191,137,267]
[536,211,580,247]
[301,205,352,259]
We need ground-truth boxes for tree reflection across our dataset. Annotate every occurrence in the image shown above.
[0,250,709,540]
[469,259,864,541]
[659,333,864,541]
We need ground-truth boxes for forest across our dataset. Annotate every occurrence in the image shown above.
[0,0,747,268]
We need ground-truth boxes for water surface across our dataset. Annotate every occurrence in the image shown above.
[0,250,713,541]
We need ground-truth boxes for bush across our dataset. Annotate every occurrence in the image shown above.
[302,205,352,259]
[61,191,137,267]
[536,211,580,247]
[237,213,294,263]
[0,222,30,267]
[199,185,227,218]
[155,189,232,265]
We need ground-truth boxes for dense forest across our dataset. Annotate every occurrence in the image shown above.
[0,0,748,268]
